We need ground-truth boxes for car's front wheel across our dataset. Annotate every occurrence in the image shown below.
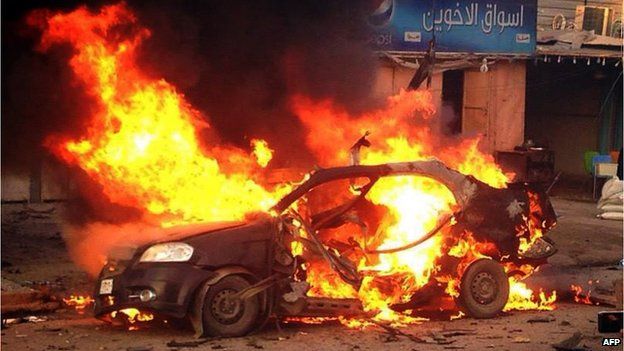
[202,275,259,337]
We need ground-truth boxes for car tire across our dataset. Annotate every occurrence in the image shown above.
[202,275,259,337]
[457,258,509,319]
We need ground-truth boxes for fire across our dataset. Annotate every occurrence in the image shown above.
[506,278,556,311]
[292,91,508,187]
[63,295,95,313]
[571,284,593,305]
[251,139,274,168]
[111,308,154,327]
[28,4,286,226]
[292,89,555,322]
[450,311,465,320]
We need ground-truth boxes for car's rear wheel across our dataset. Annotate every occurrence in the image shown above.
[457,258,509,318]
[202,275,259,337]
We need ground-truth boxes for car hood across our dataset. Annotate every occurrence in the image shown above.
[155,221,248,242]
[105,221,249,262]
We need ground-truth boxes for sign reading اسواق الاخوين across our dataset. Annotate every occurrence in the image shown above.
[368,0,537,54]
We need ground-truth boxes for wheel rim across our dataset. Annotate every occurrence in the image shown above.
[211,289,244,324]
[470,271,497,304]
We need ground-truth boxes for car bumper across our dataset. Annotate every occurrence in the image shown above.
[93,262,216,319]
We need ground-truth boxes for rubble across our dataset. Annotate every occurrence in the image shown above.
[373,322,427,344]
[1,278,60,318]
[551,332,584,351]
[527,316,556,323]
[166,339,211,348]
[245,339,264,349]
[4,205,56,224]
[126,347,153,351]
[512,336,531,343]
[437,329,477,337]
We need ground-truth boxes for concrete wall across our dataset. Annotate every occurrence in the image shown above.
[2,159,70,203]
[41,160,71,201]
[1,171,30,202]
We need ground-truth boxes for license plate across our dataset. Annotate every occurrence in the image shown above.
[99,279,113,295]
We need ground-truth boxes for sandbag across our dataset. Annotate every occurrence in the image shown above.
[598,177,623,213]
[600,205,623,213]
[600,177,623,200]
[598,197,624,209]
[597,212,624,220]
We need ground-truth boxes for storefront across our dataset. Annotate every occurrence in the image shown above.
[369,0,622,180]
[369,0,537,155]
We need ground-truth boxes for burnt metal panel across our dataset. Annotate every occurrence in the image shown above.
[184,220,276,279]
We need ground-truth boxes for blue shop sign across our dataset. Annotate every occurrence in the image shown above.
[369,0,537,53]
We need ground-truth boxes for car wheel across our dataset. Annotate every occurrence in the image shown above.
[202,275,259,337]
[457,258,509,319]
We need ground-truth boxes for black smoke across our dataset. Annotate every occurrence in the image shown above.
[131,0,380,167]
[2,0,380,222]
[3,0,380,171]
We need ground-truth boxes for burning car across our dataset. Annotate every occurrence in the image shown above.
[93,159,557,337]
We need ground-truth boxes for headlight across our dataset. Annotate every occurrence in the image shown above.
[139,242,194,262]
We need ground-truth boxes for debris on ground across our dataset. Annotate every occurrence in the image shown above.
[1,278,60,318]
[512,336,531,343]
[476,335,504,340]
[166,339,211,348]
[35,326,63,332]
[552,332,584,351]
[6,205,56,223]
[373,322,427,343]
[615,278,623,308]
[439,329,477,337]
[527,316,556,323]
[430,333,452,344]
[126,347,153,351]
[245,339,264,349]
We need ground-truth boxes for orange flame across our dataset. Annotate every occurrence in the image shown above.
[63,295,95,313]
[111,308,154,329]
[29,4,286,227]
[571,284,593,305]
[506,278,557,311]
[251,139,274,168]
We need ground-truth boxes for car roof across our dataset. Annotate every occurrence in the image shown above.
[273,159,481,212]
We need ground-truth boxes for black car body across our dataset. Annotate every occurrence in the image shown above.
[93,160,557,336]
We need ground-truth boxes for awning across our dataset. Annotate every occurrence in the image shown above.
[536,30,623,58]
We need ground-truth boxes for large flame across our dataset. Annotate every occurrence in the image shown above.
[29,4,285,226]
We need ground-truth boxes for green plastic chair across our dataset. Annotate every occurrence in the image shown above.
[584,151,599,174]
